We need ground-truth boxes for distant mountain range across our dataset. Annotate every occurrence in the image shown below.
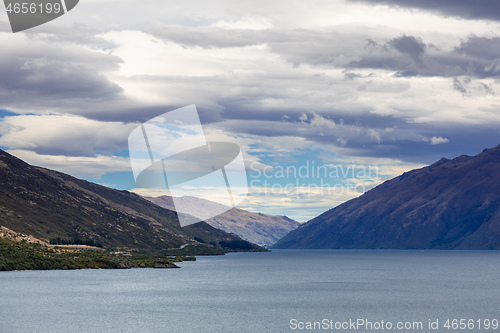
[0,149,266,254]
[274,145,500,250]
[145,195,299,247]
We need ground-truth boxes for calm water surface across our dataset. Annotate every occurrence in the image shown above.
[1,250,499,333]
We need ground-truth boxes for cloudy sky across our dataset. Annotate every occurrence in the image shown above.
[1,0,500,221]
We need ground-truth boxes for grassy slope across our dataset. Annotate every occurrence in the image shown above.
[0,237,200,271]
[0,149,267,255]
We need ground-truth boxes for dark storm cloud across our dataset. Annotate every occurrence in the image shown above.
[0,60,121,100]
[453,77,468,94]
[455,36,500,60]
[452,77,495,95]
[152,26,371,67]
[349,35,500,79]
[2,8,497,166]
[214,99,400,129]
[0,36,124,113]
[153,25,500,80]
[214,102,500,165]
[352,0,500,22]
[361,125,500,164]
[221,113,418,149]
[388,35,426,62]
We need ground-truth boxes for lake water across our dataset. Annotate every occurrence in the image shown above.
[1,250,499,333]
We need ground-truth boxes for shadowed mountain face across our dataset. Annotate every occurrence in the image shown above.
[144,195,300,247]
[0,150,265,253]
[274,145,500,250]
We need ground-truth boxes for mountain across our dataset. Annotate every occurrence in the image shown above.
[0,149,266,254]
[144,195,300,247]
[273,145,500,250]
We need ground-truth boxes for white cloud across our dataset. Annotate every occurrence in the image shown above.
[0,114,137,156]
[1,0,500,218]
[131,183,363,222]
[430,136,449,145]
[321,154,425,180]
[7,149,131,179]
[368,129,381,144]
[212,17,274,30]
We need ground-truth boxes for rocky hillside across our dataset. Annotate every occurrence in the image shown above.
[0,149,266,254]
[145,195,299,247]
[274,145,500,249]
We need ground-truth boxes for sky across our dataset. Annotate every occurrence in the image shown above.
[1,0,500,222]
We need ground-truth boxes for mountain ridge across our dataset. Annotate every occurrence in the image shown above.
[0,149,266,254]
[144,195,300,247]
[273,145,500,249]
